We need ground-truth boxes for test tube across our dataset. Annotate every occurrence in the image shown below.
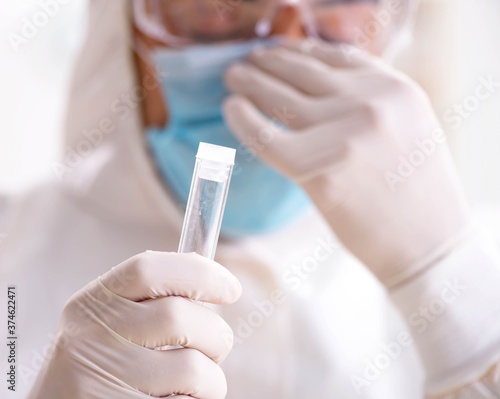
[178,142,236,260]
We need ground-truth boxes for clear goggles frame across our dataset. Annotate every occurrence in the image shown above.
[133,0,417,51]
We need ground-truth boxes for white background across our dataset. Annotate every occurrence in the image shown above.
[0,0,86,194]
[1,0,500,215]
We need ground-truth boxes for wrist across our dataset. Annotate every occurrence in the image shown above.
[389,225,500,396]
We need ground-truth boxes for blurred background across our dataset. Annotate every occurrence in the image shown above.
[1,0,500,230]
[0,0,86,193]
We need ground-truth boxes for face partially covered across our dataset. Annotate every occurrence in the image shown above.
[133,0,423,237]
[134,0,415,128]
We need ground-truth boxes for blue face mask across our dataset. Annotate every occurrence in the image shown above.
[147,38,311,237]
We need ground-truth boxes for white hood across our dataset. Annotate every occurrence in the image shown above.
[59,0,183,229]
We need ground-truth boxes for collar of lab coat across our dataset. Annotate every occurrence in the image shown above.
[58,0,184,231]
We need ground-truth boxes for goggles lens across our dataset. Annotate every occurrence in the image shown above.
[136,0,413,49]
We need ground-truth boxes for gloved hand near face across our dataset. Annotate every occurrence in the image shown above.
[28,252,241,399]
[224,39,471,287]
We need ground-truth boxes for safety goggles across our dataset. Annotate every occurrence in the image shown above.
[133,0,417,51]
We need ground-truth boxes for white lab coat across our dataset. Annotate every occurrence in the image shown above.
[0,1,499,398]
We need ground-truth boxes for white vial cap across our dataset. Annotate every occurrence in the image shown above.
[196,142,236,165]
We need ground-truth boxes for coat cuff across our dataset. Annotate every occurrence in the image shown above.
[389,226,500,396]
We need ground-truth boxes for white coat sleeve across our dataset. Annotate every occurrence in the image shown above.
[389,225,500,398]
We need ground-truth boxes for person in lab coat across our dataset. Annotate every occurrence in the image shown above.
[1,0,500,398]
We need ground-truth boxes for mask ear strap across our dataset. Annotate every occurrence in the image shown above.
[132,0,191,47]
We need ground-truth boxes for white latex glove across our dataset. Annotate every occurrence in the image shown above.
[224,39,471,287]
[28,251,242,398]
